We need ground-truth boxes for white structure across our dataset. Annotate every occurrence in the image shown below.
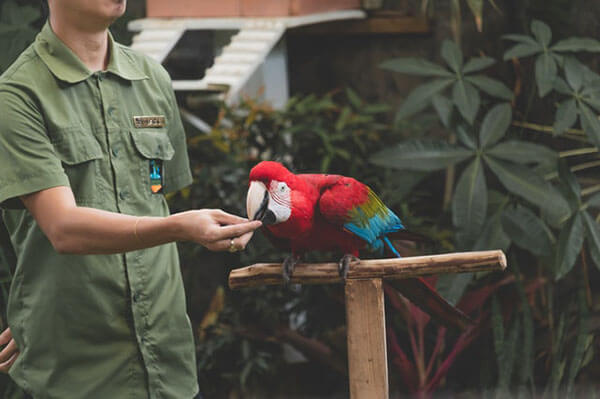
[128,10,366,112]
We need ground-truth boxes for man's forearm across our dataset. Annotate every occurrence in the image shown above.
[21,185,184,254]
[21,186,261,255]
[49,206,182,254]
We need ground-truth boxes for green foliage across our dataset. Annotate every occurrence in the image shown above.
[0,0,41,73]
[375,19,600,396]
[381,39,511,124]
[503,19,600,97]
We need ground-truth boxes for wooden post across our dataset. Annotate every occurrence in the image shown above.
[345,278,388,398]
[228,250,506,398]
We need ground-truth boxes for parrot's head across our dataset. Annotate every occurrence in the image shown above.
[246,161,295,226]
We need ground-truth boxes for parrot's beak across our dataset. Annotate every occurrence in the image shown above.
[246,181,276,225]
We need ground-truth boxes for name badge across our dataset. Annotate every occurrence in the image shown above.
[133,115,166,128]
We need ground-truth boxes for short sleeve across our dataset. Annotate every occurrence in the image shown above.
[162,78,192,194]
[0,87,69,209]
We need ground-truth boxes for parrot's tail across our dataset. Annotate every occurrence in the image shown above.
[383,236,472,331]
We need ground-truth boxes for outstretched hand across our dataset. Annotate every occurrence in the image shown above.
[173,209,262,252]
[0,328,18,373]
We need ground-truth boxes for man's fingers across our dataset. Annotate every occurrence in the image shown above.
[205,239,233,252]
[0,328,11,346]
[236,231,255,248]
[206,231,255,252]
[212,221,262,241]
[0,352,18,374]
[211,210,251,225]
[0,340,17,363]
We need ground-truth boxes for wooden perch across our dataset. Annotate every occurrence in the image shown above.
[229,250,506,290]
[229,250,507,399]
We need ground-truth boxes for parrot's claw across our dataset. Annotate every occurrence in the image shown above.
[282,254,301,285]
[338,254,359,280]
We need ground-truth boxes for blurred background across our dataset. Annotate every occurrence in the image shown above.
[1,0,600,397]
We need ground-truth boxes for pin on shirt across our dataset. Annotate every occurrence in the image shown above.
[150,159,163,194]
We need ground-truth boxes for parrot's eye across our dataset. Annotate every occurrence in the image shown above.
[270,181,290,196]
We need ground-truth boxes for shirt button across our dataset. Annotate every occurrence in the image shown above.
[119,191,127,200]
[132,292,139,302]
[111,147,119,157]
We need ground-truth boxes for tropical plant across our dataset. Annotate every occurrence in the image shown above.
[373,18,599,394]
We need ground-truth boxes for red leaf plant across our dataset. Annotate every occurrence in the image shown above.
[384,275,516,398]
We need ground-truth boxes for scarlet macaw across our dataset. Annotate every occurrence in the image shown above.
[246,161,469,329]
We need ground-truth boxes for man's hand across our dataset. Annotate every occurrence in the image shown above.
[0,328,18,373]
[170,209,262,252]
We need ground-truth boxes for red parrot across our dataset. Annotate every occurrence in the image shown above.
[246,161,470,330]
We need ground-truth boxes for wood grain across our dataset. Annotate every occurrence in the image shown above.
[345,279,388,399]
[229,250,507,290]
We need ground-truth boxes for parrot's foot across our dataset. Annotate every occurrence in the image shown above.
[338,254,359,280]
[282,254,301,285]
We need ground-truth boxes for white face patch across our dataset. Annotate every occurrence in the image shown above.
[269,180,292,223]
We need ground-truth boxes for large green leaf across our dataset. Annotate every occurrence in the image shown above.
[555,213,584,280]
[379,57,453,77]
[535,53,558,97]
[503,42,542,60]
[396,78,454,121]
[553,99,578,135]
[431,94,453,127]
[501,205,554,257]
[465,75,513,100]
[441,39,463,73]
[553,77,573,96]
[566,291,593,397]
[498,318,521,391]
[503,34,539,46]
[479,103,512,148]
[462,56,495,74]
[452,157,487,245]
[452,80,480,124]
[581,83,600,112]
[517,270,535,387]
[370,139,473,171]
[564,58,584,92]
[435,273,473,306]
[582,211,600,271]
[485,157,571,221]
[455,124,477,150]
[473,209,510,252]
[487,140,557,165]
[558,161,581,202]
[531,20,552,47]
[578,101,600,148]
[552,37,600,52]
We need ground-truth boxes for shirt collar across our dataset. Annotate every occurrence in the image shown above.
[34,21,148,84]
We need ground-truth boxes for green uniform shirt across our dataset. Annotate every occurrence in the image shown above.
[0,22,198,398]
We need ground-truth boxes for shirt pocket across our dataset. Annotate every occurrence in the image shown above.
[129,129,174,198]
[52,128,104,206]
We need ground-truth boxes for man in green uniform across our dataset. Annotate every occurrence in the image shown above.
[0,0,261,397]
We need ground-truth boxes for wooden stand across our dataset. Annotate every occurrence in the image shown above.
[229,250,506,398]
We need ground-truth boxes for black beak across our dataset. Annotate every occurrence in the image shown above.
[252,190,276,225]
